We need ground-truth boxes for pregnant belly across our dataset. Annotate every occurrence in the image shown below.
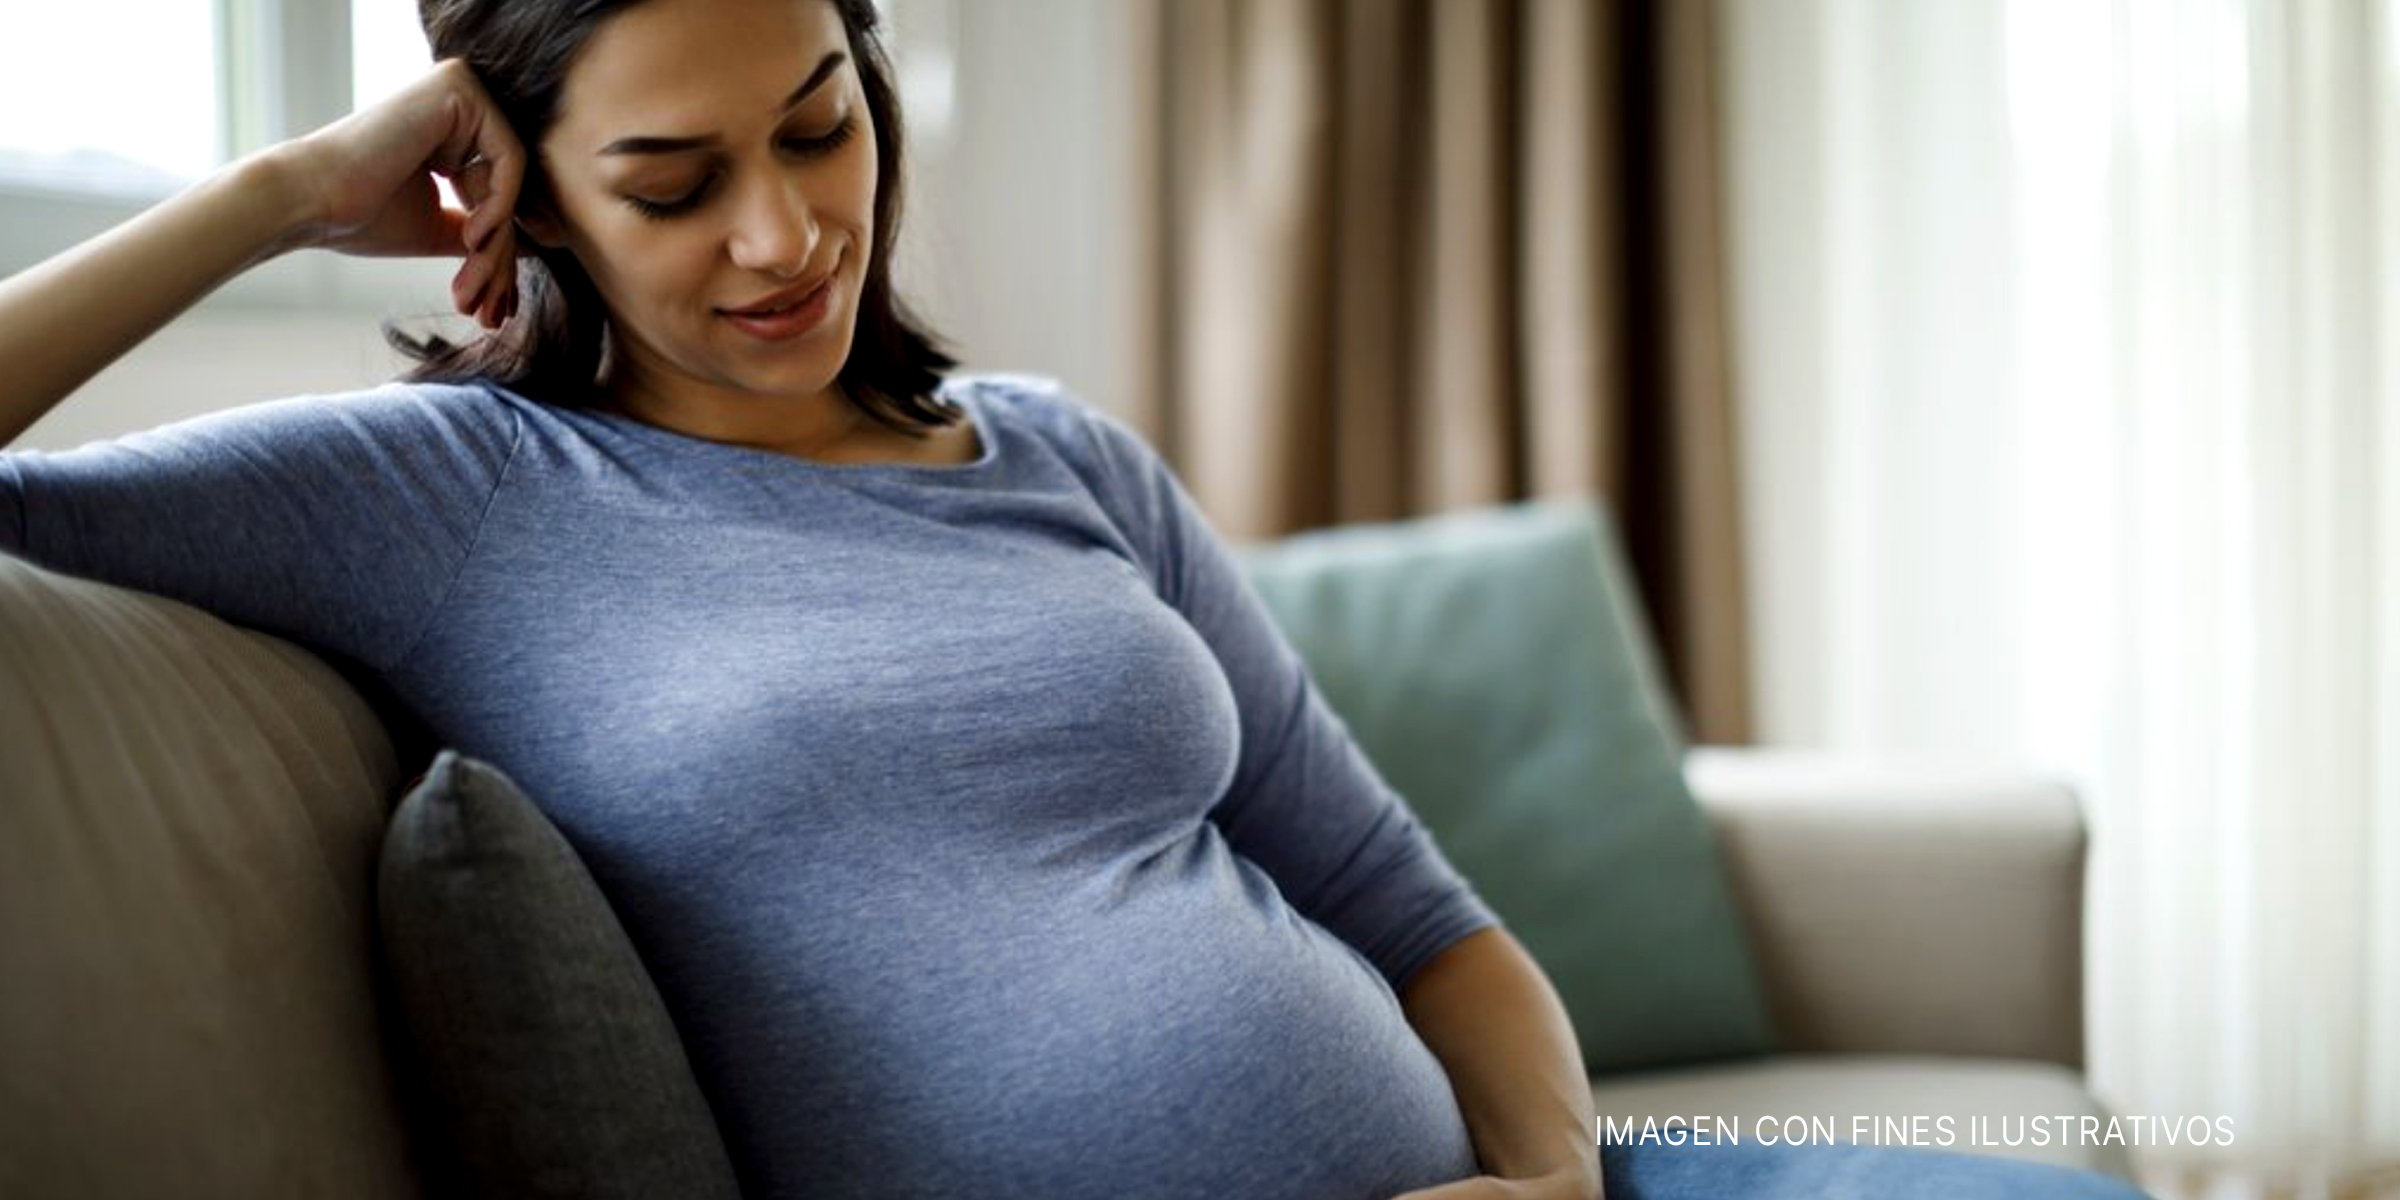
[665,825,1483,1200]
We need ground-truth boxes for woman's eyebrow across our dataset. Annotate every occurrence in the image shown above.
[599,51,849,157]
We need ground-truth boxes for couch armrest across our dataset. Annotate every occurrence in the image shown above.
[1685,748,2087,1069]
[0,554,424,1195]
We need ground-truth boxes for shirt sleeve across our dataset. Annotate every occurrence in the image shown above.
[0,382,522,673]
[1064,395,1501,993]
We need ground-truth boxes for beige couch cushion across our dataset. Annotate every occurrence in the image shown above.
[1591,1054,2137,1180]
[0,556,420,1197]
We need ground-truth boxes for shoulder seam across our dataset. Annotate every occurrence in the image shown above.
[1067,403,1180,600]
[386,401,525,673]
[1064,402,1134,522]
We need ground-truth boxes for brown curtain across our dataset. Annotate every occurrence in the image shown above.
[1141,0,1754,745]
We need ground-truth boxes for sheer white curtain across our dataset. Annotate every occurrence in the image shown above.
[1722,0,2400,1195]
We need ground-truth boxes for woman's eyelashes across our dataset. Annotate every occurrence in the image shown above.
[795,114,861,160]
[625,180,716,221]
[622,115,862,222]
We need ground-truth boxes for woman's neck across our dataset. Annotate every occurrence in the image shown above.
[600,366,869,461]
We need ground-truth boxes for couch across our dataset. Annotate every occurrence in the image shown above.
[0,550,2136,1195]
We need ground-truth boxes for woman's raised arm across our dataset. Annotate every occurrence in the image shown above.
[0,58,527,448]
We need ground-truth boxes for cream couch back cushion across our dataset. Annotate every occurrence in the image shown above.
[0,555,421,1197]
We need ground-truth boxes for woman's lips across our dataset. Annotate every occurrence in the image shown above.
[720,276,835,341]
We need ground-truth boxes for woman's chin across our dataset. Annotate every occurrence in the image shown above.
[714,335,854,396]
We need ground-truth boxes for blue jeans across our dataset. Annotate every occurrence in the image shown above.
[1601,1140,2154,1199]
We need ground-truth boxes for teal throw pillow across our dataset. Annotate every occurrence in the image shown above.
[1236,497,1775,1073]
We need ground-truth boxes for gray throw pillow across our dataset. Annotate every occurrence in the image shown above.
[1236,497,1776,1073]
[377,750,742,1199]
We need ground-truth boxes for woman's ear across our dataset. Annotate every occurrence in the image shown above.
[515,205,567,250]
[512,180,569,249]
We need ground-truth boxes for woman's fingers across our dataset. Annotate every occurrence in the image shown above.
[463,138,527,256]
[426,72,528,260]
[451,252,488,315]
[450,223,518,328]
[443,151,503,253]
[383,63,521,326]
[452,157,494,249]
[438,75,528,327]
[476,230,519,328]
[477,229,518,328]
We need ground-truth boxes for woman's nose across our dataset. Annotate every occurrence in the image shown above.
[726,174,818,278]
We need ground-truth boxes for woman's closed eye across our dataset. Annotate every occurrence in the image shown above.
[626,176,718,220]
[786,113,859,161]
[620,115,862,222]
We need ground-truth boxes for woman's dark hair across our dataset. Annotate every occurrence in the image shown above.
[391,0,959,434]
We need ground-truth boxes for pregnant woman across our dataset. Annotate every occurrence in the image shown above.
[0,2,2151,1198]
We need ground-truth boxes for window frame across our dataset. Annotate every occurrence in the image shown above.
[0,0,453,311]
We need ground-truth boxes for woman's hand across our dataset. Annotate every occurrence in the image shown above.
[1390,1165,1603,1200]
[1393,930,1603,1200]
[278,58,528,328]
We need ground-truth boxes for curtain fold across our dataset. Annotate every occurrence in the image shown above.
[1153,0,1753,744]
[1721,0,2400,1194]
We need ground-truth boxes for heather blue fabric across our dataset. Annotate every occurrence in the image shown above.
[0,375,1498,1200]
[1601,1140,2154,1199]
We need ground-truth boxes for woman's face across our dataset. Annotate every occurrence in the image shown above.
[531,0,876,417]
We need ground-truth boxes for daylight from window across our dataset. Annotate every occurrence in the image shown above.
[352,0,433,111]
[0,3,218,192]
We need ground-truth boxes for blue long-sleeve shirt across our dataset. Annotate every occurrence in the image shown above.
[0,374,1498,1199]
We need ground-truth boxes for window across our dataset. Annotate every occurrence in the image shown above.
[0,1,443,306]
[352,0,431,112]
[0,3,220,195]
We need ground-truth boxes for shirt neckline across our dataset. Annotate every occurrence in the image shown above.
[574,378,999,479]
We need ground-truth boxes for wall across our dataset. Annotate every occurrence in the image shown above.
[895,0,1155,417]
